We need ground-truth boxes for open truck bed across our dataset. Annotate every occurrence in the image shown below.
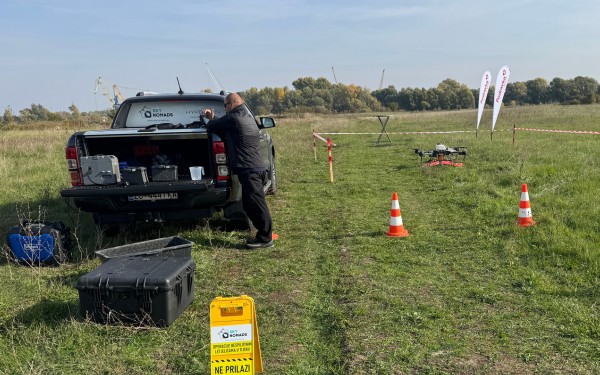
[60,92,276,227]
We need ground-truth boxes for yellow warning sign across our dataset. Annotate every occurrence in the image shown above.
[210,295,262,374]
[211,358,253,374]
[212,340,253,356]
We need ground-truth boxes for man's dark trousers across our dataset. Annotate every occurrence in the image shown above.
[237,170,272,242]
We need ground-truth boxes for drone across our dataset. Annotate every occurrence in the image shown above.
[414,144,467,167]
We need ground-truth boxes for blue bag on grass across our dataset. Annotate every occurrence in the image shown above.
[6,221,72,265]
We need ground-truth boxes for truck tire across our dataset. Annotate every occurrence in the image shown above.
[223,200,251,230]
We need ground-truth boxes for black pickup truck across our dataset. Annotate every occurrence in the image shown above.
[60,92,276,228]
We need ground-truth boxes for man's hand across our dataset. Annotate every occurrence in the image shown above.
[203,109,215,120]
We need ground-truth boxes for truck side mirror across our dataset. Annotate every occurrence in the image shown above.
[259,117,276,129]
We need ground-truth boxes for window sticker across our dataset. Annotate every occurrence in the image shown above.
[125,101,225,127]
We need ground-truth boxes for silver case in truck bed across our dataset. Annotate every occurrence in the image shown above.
[80,155,121,185]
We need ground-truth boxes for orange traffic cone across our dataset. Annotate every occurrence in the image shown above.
[518,184,535,227]
[387,192,409,237]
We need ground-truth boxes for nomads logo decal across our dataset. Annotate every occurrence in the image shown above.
[138,106,173,119]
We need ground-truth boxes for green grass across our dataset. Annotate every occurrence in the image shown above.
[0,106,599,374]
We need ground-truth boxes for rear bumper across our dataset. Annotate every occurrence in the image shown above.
[61,180,230,214]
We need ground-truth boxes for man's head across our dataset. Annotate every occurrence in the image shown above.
[224,93,244,112]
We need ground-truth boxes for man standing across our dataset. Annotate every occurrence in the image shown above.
[203,93,274,249]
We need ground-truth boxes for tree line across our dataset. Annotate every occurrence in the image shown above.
[240,76,600,114]
[3,75,599,124]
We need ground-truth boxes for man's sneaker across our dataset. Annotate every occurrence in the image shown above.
[245,238,274,249]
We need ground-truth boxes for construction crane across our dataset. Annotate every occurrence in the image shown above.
[112,84,125,106]
[94,77,115,109]
[331,66,338,84]
[378,69,385,90]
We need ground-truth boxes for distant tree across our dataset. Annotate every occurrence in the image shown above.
[48,112,64,121]
[547,78,573,103]
[398,88,416,110]
[282,90,303,109]
[437,79,465,110]
[331,84,355,112]
[272,87,288,114]
[427,88,443,110]
[292,77,317,91]
[506,82,528,105]
[525,78,548,104]
[412,88,427,111]
[2,106,14,124]
[69,103,81,118]
[19,103,52,121]
[314,77,333,90]
[571,76,599,104]
[355,86,382,112]
[371,86,398,109]
[456,86,475,109]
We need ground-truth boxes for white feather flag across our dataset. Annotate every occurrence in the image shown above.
[492,65,510,131]
[476,71,491,130]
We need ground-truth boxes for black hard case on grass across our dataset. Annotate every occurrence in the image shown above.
[95,236,193,263]
[76,256,195,327]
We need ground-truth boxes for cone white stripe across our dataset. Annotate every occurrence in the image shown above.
[390,216,403,226]
[521,192,529,201]
[519,208,532,217]
[391,200,399,209]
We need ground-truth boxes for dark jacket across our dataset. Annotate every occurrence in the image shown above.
[205,104,265,173]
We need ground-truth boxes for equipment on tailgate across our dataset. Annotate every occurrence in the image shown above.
[151,165,178,181]
[80,155,121,185]
[76,256,195,326]
[6,221,72,265]
[121,167,149,185]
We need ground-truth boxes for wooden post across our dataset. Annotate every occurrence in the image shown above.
[313,129,317,161]
[512,124,516,146]
[327,138,334,183]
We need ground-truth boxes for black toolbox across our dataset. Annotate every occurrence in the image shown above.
[120,167,148,185]
[152,165,178,181]
[76,256,195,327]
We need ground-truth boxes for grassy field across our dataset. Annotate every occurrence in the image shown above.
[0,105,598,374]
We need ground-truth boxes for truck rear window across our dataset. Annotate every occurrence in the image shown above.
[122,100,226,128]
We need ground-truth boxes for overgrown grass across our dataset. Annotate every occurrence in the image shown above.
[0,105,598,374]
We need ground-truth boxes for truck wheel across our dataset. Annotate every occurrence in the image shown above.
[266,152,277,195]
[223,200,251,230]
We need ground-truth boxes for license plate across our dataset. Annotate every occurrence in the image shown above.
[128,192,178,201]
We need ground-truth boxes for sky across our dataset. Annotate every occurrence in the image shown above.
[1,0,599,113]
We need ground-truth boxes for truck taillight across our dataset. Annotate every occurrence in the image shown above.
[212,141,229,181]
[65,146,82,186]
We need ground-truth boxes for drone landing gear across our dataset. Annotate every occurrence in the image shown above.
[423,160,464,167]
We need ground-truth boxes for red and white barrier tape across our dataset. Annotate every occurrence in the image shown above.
[514,128,600,135]
[313,131,337,146]
[317,130,477,135]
